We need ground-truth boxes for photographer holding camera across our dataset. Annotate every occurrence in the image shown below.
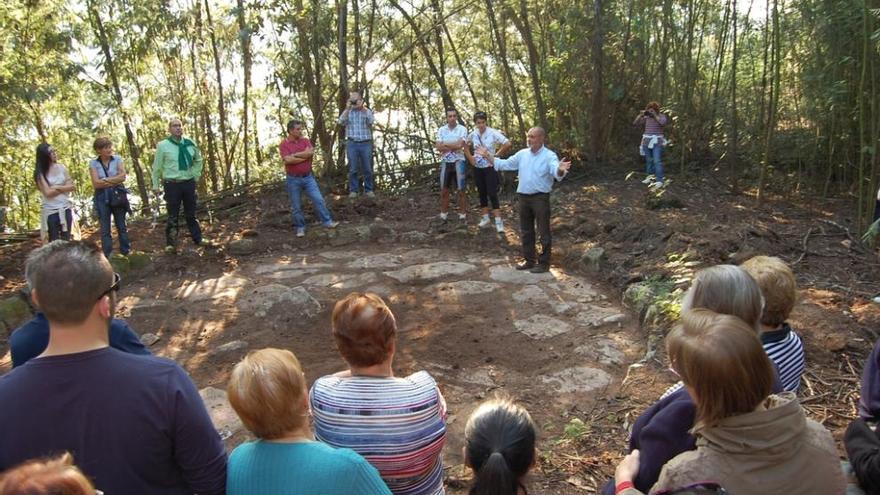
[633,101,668,188]
[338,90,376,199]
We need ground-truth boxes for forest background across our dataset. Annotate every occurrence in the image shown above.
[2,0,879,232]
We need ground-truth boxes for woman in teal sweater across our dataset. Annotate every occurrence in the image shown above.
[226,348,392,495]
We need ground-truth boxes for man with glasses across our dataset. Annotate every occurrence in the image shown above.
[0,240,227,494]
[9,268,150,367]
[151,118,215,254]
[337,90,376,198]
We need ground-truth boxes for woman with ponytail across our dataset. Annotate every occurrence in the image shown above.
[34,143,76,242]
[465,399,536,495]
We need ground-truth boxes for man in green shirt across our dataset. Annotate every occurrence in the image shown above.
[151,118,211,253]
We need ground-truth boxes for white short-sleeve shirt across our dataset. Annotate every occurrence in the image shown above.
[437,124,468,162]
[469,127,510,168]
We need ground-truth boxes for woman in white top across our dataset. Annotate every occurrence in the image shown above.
[34,143,76,242]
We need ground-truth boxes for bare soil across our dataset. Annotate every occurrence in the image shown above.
[1,163,879,494]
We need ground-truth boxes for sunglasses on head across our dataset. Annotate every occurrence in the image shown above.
[97,272,121,300]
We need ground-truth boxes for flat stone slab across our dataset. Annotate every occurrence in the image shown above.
[318,250,362,260]
[539,366,613,393]
[547,278,600,301]
[425,281,500,300]
[176,274,249,302]
[212,340,248,355]
[303,272,378,289]
[346,253,403,270]
[465,255,508,264]
[512,285,549,304]
[199,387,245,441]
[254,262,331,276]
[489,265,555,284]
[384,262,477,283]
[574,338,626,366]
[575,307,627,327]
[400,248,441,263]
[236,284,321,317]
[513,315,572,338]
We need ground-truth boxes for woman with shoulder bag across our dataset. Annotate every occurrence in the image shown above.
[89,137,131,256]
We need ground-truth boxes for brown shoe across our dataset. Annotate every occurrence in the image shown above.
[516,261,536,271]
[529,264,549,274]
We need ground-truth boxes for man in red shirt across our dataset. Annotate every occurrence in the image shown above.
[279,120,339,237]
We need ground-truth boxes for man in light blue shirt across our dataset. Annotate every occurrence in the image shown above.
[480,127,571,273]
[337,90,376,199]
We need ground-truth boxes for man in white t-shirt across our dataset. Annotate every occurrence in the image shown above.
[435,108,469,222]
[468,111,512,233]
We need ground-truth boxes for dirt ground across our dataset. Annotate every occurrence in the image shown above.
[1,163,879,494]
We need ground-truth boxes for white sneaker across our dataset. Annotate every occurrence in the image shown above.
[458,213,466,221]
[348,192,358,199]
[478,216,491,228]
[324,221,340,229]
[649,181,665,189]
[495,219,504,233]
[440,212,448,221]
[296,228,305,237]
[642,177,653,184]
[365,191,376,198]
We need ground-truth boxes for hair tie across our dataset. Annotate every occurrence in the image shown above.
[489,451,506,462]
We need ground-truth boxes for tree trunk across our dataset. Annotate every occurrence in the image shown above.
[87,0,150,210]
[590,0,604,163]
[236,0,252,184]
[204,0,232,186]
[507,0,548,131]
[190,0,220,193]
[484,0,525,138]
[338,0,349,177]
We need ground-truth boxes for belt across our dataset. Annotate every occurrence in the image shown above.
[518,191,550,197]
[287,172,312,178]
[164,178,194,183]
[347,139,372,143]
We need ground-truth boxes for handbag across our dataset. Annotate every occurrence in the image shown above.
[108,185,129,209]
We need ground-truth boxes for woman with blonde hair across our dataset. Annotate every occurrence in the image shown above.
[310,292,447,495]
[613,309,843,494]
[0,452,96,494]
[602,264,774,495]
[226,348,390,495]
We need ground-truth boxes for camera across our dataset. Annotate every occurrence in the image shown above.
[644,110,652,117]
[350,99,358,106]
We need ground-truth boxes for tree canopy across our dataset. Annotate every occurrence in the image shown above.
[1,0,879,231]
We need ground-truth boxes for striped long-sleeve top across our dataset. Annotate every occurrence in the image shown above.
[310,371,447,495]
[761,323,806,393]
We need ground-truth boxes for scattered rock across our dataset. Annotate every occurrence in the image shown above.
[0,296,31,335]
[601,313,627,324]
[199,387,245,441]
[580,247,606,270]
[513,315,572,338]
[622,282,656,313]
[369,223,396,242]
[241,229,259,238]
[227,238,258,256]
[575,338,626,365]
[109,254,130,274]
[127,251,152,270]
[539,366,613,393]
[212,340,248,355]
[140,333,160,346]
[575,307,626,327]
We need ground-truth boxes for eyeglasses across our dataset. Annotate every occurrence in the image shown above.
[97,272,121,300]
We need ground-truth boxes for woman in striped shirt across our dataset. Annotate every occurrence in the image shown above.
[311,293,447,495]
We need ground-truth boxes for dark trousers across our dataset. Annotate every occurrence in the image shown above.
[519,192,551,265]
[47,209,73,242]
[95,195,130,256]
[163,179,202,247]
[474,167,500,209]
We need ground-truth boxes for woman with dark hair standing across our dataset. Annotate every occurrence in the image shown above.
[34,143,76,242]
[464,399,536,495]
[88,137,130,256]
[468,111,511,233]
[633,101,668,188]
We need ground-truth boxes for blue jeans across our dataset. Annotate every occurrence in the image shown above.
[95,195,131,256]
[286,174,333,229]
[642,144,664,182]
[46,208,73,242]
[346,141,374,193]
